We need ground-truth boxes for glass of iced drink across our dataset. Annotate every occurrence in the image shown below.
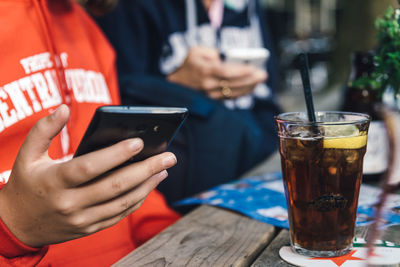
[275,111,370,257]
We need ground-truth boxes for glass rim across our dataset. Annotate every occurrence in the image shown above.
[275,111,371,126]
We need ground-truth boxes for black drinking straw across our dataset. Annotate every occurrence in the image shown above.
[299,53,317,123]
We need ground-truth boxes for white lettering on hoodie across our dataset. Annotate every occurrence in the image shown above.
[0,52,112,133]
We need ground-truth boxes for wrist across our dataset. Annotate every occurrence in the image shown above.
[0,186,38,249]
[0,218,46,257]
[0,188,46,257]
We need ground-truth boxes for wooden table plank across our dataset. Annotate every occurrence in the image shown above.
[382,225,400,242]
[251,229,292,267]
[113,205,276,267]
[357,224,400,243]
[252,225,400,267]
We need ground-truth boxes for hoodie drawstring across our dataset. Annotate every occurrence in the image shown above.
[33,0,71,106]
[33,0,73,156]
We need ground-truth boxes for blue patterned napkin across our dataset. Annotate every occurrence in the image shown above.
[174,172,400,229]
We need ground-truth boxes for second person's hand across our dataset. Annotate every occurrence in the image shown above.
[207,62,268,100]
[167,46,267,100]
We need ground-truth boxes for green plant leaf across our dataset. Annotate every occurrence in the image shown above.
[371,5,400,96]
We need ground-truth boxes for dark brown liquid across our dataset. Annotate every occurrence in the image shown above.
[279,137,366,251]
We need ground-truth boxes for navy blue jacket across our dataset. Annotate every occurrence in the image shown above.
[97,0,281,204]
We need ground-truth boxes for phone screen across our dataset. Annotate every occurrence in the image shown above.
[224,48,270,69]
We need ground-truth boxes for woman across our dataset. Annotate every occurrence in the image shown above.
[0,0,179,266]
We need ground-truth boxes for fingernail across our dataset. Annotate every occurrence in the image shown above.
[50,105,62,119]
[154,170,168,182]
[162,154,177,168]
[261,70,268,79]
[50,104,67,120]
[128,138,143,151]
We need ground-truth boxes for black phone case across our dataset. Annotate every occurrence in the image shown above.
[74,106,188,163]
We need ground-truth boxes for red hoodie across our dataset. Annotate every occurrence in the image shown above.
[0,0,180,266]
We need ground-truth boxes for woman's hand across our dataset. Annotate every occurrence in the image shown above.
[167,46,267,99]
[0,105,177,247]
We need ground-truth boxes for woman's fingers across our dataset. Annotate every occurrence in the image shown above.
[72,152,176,206]
[228,68,267,87]
[76,200,145,237]
[69,170,169,234]
[58,138,144,187]
[207,66,267,99]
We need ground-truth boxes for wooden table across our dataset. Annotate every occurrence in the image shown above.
[113,204,399,267]
[113,152,400,266]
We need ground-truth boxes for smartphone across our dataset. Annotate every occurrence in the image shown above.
[224,48,270,69]
[74,106,188,165]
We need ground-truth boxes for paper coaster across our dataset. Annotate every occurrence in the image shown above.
[279,240,400,267]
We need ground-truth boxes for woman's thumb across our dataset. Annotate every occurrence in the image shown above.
[17,105,70,162]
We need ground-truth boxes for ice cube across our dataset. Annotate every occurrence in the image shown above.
[344,150,359,163]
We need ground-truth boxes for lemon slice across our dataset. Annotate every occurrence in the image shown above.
[322,124,367,149]
[323,124,359,137]
[323,135,367,149]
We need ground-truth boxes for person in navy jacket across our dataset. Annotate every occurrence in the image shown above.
[96,0,282,204]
